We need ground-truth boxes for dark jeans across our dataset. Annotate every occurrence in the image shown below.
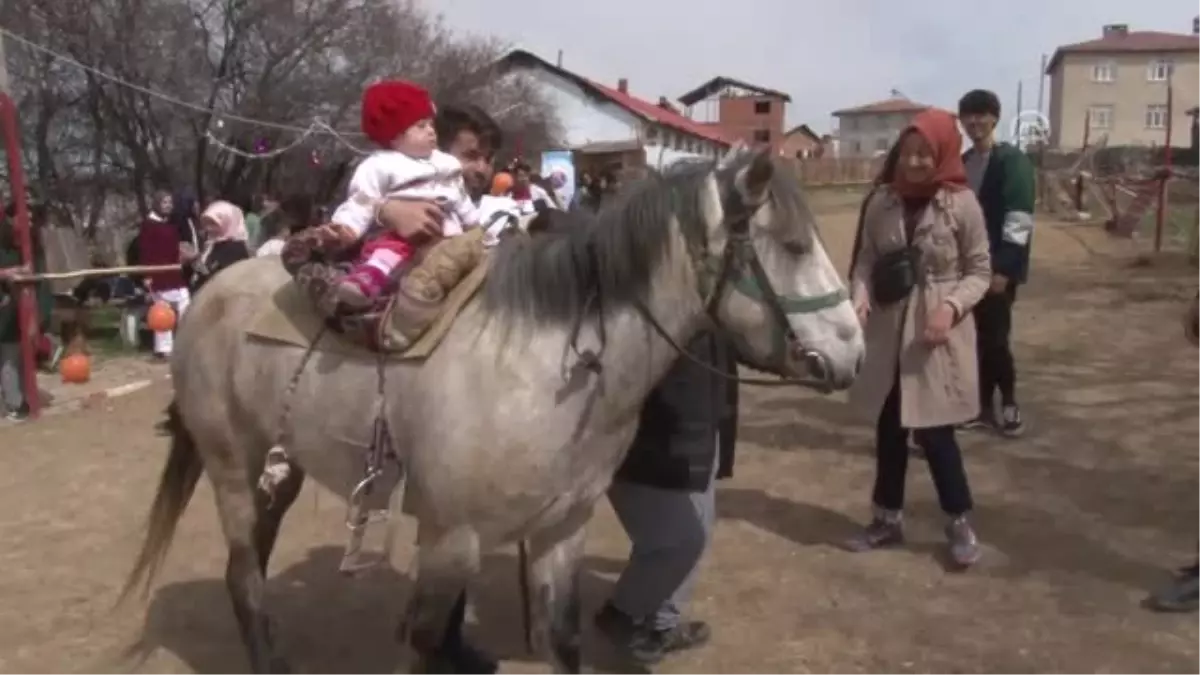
[974,281,1018,410]
[872,382,974,516]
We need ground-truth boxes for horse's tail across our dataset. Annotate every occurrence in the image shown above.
[117,400,204,604]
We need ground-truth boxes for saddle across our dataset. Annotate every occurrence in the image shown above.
[247,226,490,359]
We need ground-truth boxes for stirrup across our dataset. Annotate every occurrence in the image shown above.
[339,470,392,575]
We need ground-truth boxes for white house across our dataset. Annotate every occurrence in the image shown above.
[494,50,732,176]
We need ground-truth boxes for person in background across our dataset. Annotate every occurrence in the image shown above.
[168,191,201,250]
[594,331,739,667]
[0,203,53,421]
[573,171,600,212]
[185,200,250,292]
[843,108,991,568]
[257,194,317,257]
[957,89,1036,437]
[136,191,190,361]
[507,160,556,209]
[229,191,262,249]
[376,102,502,674]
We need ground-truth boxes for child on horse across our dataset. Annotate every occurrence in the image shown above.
[331,80,481,309]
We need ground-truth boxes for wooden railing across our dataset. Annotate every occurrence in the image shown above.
[782,156,886,186]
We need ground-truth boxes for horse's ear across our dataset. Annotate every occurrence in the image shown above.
[717,142,747,170]
[743,150,774,197]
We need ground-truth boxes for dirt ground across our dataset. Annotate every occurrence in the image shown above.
[0,199,1196,673]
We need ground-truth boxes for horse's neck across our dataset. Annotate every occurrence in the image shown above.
[595,232,707,404]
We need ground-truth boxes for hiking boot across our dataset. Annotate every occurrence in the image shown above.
[594,601,641,642]
[628,621,711,666]
[999,404,1025,438]
[842,511,904,552]
[945,516,982,568]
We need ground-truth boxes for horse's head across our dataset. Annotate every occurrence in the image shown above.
[695,149,864,391]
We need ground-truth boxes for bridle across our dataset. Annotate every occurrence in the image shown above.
[631,184,848,390]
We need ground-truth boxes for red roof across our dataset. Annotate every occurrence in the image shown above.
[587,80,733,145]
[1046,30,1198,72]
[832,98,931,116]
[496,50,734,147]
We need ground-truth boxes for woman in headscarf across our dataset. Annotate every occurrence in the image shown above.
[187,200,250,292]
[842,108,992,568]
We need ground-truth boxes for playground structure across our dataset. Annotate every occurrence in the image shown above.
[1,95,182,420]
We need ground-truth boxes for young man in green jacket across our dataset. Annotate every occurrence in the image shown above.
[958,89,1036,437]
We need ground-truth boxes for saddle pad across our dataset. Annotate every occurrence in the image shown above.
[246,261,489,361]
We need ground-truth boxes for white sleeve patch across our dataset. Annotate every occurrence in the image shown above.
[1002,210,1033,246]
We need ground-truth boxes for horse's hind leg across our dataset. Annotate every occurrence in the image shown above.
[212,462,302,674]
[398,527,481,673]
[525,514,590,674]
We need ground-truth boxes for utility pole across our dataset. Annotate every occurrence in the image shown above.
[1036,53,1047,114]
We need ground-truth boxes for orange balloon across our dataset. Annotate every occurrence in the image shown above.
[60,353,91,384]
[146,301,177,333]
[491,171,513,196]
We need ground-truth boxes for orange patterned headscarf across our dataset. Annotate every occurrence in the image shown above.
[892,108,968,199]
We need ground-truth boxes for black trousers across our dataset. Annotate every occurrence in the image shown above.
[973,281,1018,410]
[872,382,974,516]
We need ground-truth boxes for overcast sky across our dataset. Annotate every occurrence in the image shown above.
[434,0,1195,139]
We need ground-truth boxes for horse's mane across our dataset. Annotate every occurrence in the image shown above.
[480,160,715,326]
[480,152,816,328]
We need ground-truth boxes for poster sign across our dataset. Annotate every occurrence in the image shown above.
[540,150,576,206]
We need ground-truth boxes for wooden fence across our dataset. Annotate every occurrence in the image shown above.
[782,156,885,186]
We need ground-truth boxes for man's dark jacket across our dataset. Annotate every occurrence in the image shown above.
[615,330,739,492]
[963,142,1036,284]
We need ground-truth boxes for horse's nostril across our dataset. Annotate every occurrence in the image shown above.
[804,351,828,381]
[854,352,865,377]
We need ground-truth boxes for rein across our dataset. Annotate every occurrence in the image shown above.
[635,188,845,390]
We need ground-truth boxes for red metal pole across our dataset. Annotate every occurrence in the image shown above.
[1154,79,1174,254]
[0,94,40,418]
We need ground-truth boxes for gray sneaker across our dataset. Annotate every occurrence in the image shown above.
[946,516,982,568]
[999,404,1026,438]
[842,512,904,552]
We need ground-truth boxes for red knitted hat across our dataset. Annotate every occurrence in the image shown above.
[361,80,435,148]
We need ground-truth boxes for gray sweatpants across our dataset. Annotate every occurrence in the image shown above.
[0,342,24,412]
[607,449,718,631]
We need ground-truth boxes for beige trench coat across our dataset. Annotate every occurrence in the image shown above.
[848,187,992,429]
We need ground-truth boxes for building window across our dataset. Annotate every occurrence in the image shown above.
[1145,104,1169,129]
[1148,59,1174,82]
[1091,61,1116,83]
[843,116,858,131]
[875,137,889,152]
[1087,105,1113,129]
[754,100,771,115]
[850,140,862,155]
[644,125,658,143]
[753,129,771,143]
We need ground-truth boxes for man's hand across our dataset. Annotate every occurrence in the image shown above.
[0,264,31,281]
[989,273,1009,294]
[377,198,445,244]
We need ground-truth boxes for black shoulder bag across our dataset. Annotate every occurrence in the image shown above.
[870,205,922,307]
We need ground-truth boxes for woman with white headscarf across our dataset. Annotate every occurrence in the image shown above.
[183,200,251,293]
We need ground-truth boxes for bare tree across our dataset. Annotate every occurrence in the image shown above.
[0,0,561,239]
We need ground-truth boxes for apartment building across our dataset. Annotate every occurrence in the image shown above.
[1046,21,1199,149]
[831,96,931,158]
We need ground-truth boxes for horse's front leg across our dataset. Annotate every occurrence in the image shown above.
[525,510,591,674]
